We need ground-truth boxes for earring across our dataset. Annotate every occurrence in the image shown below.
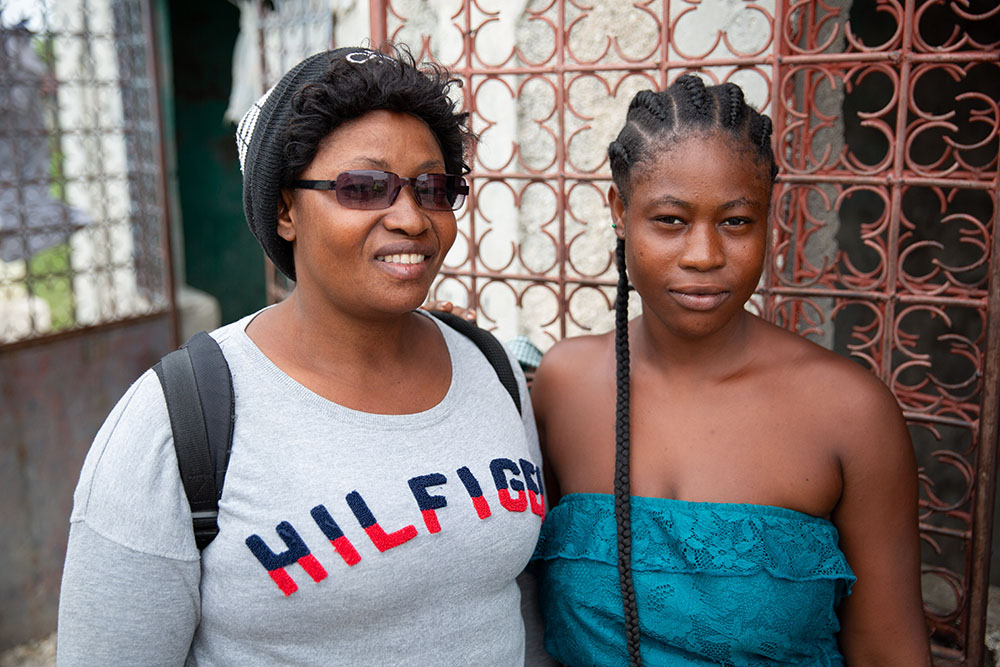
[611,223,617,228]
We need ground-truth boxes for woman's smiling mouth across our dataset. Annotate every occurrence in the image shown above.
[375,253,427,264]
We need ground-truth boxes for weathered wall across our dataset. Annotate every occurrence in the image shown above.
[0,316,173,649]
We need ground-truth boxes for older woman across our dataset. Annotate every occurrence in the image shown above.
[58,47,551,666]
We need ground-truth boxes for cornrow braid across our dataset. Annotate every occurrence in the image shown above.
[632,89,671,125]
[613,237,642,666]
[720,82,747,129]
[608,141,632,182]
[608,74,777,202]
[605,73,777,663]
[676,74,711,122]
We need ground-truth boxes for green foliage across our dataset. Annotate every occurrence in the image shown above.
[28,243,75,330]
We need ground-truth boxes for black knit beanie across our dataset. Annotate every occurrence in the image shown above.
[236,47,391,281]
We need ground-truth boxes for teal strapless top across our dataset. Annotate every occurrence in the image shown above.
[530,493,856,667]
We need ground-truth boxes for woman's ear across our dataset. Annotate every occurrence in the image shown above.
[608,184,626,240]
[277,189,296,242]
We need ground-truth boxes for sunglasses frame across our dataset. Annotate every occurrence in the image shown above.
[292,170,469,211]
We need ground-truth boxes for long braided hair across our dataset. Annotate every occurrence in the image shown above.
[606,75,777,666]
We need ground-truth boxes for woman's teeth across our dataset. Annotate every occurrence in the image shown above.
[376,253,425,264]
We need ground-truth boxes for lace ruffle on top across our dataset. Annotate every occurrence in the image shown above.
[531,493,856,666]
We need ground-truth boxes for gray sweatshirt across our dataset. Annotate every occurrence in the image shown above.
[57,312,554,666]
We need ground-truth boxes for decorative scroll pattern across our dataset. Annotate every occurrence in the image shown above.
[385,0,777,344]
[376,1,1000,662]
[766,4,999,660]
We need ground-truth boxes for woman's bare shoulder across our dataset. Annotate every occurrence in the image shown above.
[757,318,883,386]
[754,319,907,449]
[532,332,613,412]
[538,332,611,373]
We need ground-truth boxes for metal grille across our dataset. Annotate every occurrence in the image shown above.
[374,1,1000,663]
[767,3,999,663]
[0,0,171,345]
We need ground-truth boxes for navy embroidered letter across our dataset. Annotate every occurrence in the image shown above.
[245,521,328,596]
[457,466,491,519]
[490,458,528,512]
[310,504,362,566]
[408,473,448,533]
[346,490,418,551]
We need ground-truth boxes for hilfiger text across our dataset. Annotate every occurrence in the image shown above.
[243,456,545,596]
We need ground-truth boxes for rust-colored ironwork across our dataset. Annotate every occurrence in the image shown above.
[765,2,999,663]
[370,0,999,663]
[971,176,1000,666]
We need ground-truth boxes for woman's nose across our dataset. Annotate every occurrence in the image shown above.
[678,223,725,271]
[383,186,432,236]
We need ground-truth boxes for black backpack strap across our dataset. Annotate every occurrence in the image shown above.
[153,331,234,550]
[428,310,522,416]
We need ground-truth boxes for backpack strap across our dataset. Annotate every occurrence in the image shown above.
[153,331,234,551]
[428,310,522,416]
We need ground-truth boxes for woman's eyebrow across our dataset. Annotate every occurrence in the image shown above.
[416,158,447,172]
[717,196,763,212]
[350,157,446,172]
[349,157,391,170]
[650,194,691,209]
[647,195,764,212]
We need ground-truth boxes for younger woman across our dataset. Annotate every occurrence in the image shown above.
[530,76,930,666]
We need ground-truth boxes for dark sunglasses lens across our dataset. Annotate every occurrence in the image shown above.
[415,174,468,211]
[335,171,395,210]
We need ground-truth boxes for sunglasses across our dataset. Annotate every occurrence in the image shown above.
[293,170,469,211]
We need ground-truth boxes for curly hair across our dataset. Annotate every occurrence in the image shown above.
[239,45,474,280]
[280,46,472,187]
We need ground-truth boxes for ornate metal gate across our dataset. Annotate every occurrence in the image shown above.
[372,1,999,663]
